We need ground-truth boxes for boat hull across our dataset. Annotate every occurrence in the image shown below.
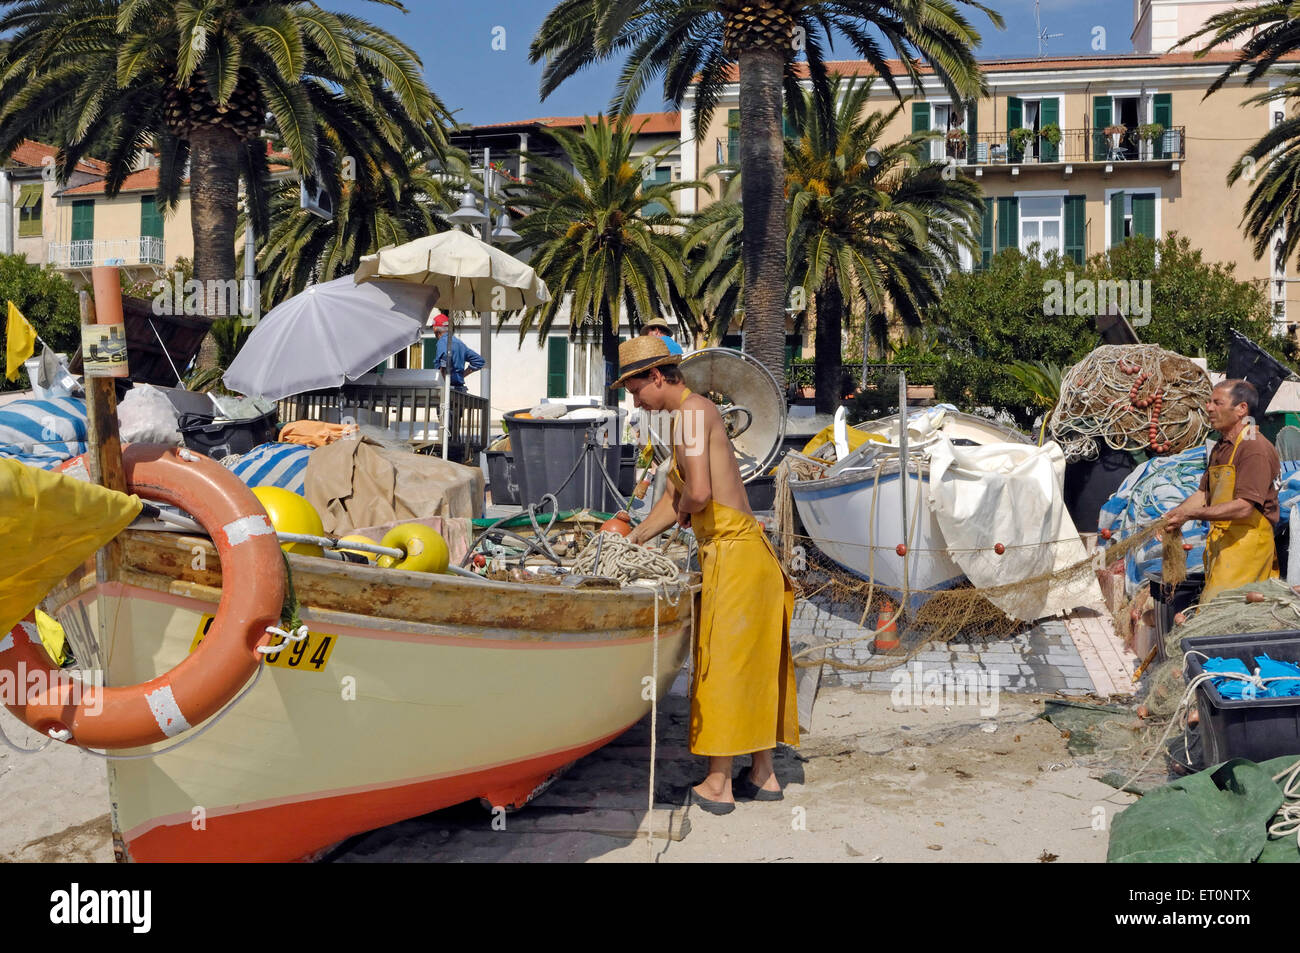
[47,532,696,862]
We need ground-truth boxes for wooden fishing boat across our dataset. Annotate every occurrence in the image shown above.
[788,408,1030,597]
[41,525,696,862]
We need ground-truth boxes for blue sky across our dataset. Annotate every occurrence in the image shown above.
[342,0,1137,126]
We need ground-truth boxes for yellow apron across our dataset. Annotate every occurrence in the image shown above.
[669,392,800,756]
[1201,430,1277,603]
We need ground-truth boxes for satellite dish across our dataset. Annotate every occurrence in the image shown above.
[679,348,787,483]
[300,176,334,221]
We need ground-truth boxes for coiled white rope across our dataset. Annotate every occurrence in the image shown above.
[572,532,681,586]
[1269,758,1300,848]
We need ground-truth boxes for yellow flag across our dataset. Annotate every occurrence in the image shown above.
[5,301,37,382]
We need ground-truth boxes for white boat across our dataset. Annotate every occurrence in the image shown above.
[788,407,1031,599]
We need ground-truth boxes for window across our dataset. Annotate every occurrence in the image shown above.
[913,101,976,164]
[17,185,42,238]
[640,166,672,217]
[1019,195,1064,258]
[70,200,94,266]
[1007,96,1061,162]
[1107,190,1159,247]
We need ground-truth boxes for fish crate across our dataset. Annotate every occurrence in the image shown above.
[1147,571,1205,662]
[177,410,279,461]
[1180,629,1300,765]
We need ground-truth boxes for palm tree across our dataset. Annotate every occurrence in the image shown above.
[786,75,983,413]
[1183,3,1300,269]
[507,115,699,400]
[0,0,449,322]
[683,166,744,347]
[248,149,469,306]
[531,0,999,388]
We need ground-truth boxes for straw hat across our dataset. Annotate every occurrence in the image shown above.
[612,336,679,387]
[641,317,673,335]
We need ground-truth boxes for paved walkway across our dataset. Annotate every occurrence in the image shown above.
[791,588,1138,700]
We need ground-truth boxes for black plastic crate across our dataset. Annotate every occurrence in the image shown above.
[485,449,521,506]
[177,410,279,461]
[1181,629,1300,765]
[1147,571,1205,662]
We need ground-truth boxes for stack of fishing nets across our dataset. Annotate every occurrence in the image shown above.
[1048,344,1212,463]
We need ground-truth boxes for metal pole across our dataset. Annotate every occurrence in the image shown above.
[441,310,453,461]
[480,147,493,422]
[898,371,909,607]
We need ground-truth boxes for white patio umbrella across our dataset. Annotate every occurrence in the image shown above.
[356,230,550,458]
[223,274,438,401]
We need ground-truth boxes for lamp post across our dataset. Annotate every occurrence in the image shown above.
[447,146,520,457]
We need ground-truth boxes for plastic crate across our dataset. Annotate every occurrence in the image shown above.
[504,405,625,511]
[1146,571,1205,662]
[1180,629,1300,765]
[177,409,279,461]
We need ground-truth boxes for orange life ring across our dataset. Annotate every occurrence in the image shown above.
[0,445,286,749]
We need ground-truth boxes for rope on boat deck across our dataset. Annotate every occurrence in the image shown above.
[571,532,681,586]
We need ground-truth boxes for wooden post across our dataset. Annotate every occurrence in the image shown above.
[84,267,129,581]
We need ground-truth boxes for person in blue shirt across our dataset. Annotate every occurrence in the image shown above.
[431,313,485,391]
[641,318,684,355]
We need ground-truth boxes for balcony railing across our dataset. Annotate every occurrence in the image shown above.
[943,126,1186,166]
[715,126,1186,170]
[48,236,165,269]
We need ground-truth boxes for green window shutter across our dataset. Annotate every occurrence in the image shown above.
[979,198,994,269]
[966,100,979,165]
[422,335,438,369]
[1131,192,1156,239]
[140,194,163,240]
[547,336,568,398]
[1152,93,1172,159]
[912,102,930,133]
[1093,97,1112,160]
[17,185,42,237]
[727,109,740,163]
[71,200,94,241]
[1007,97,1024,160]
[782,110,797,140]
[1064,195,1086,266]
[1109,191,1126,247]
[1040,97,1060,163]
[996,196,1018,252]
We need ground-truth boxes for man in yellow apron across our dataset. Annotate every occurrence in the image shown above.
[618,338,799,814]
[1165,379,1280,602]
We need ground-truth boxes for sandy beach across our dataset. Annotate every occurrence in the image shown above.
[0,678,1134,863]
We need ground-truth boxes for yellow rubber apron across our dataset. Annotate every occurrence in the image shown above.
[668,391,799,756]
[1201,430,1277,603]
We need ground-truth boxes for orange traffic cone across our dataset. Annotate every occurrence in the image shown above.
[873,598,900,652]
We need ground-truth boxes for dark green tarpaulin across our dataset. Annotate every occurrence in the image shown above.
[1107,756,1300,863]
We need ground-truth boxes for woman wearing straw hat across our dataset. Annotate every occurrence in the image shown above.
[618,337,799,813]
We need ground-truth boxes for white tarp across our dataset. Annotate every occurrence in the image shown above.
[927,437,1102,621]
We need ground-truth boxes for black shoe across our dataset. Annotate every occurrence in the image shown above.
[733,769,784,801]
[688,787,736,815]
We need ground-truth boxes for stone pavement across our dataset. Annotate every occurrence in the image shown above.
[791,590,1109,698]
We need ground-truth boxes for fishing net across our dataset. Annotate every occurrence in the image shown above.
[1048,344,1212,463]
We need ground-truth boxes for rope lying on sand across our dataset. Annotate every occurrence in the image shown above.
[572,532,682,586]
[1048,344,1211,463]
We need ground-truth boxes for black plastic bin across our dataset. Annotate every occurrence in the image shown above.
[1181,629,1300,765]
[1146,571,1206,662]
[619,444,637,497]
[504,405,625,511]
[177,410,278,461]
[485,449,521,506]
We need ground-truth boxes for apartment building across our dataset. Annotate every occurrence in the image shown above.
[683,3,1296,334]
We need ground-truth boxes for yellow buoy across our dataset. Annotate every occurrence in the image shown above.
[336,534,378,563]
[376,523,449,574]
[251,486,324,557]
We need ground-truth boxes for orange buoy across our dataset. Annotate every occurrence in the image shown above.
[896,543,907,557]
[993,543,1006,555]
[0,445,285,749]
[600,511,634,537]
[1099,528,1112,540]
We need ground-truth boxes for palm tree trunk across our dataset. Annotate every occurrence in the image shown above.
[738,46,787,391]
[602,304,619,406]
[814,282,844,415]
[189,125,243,368]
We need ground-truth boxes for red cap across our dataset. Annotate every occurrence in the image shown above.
[432,313,449,328]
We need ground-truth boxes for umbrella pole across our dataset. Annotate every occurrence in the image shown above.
[442,311,453,461]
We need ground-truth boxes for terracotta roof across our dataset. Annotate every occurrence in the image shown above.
[461,111,681,135]
[6,139,108,175]
[715,49,1300,83]
[60,168,163,195]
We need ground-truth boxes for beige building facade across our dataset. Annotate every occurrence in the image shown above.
[682,47,1297,334]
